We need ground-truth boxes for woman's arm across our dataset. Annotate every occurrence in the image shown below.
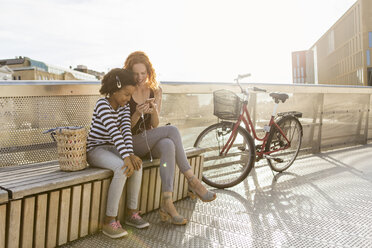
[150,86,162,128]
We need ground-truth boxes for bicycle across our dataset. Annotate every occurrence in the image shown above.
[194,74,303,189]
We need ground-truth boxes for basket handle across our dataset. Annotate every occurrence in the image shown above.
[43,126,83,142]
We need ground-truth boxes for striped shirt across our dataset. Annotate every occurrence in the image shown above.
[87,98,133,159]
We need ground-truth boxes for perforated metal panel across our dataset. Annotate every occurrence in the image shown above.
[0,95,99,167]
[2,82,372,165]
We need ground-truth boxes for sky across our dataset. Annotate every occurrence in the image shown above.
[0,0,357,83]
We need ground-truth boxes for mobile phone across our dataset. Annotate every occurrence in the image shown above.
[145,98,155,103]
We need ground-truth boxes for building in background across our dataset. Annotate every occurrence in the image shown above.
[0,57,101,81]
[74,65,105,80]
[293,0,372,86]
[292,50,314,84]
[0,65,13,80]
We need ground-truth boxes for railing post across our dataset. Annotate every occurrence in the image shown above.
[313,93,324,153]
[248,93,257,129]
[364,94,371,144]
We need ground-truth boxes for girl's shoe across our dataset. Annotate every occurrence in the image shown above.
[102,220,128,238]
[159,208,187,225]
[187,175,216,202]
[125,211,150,229]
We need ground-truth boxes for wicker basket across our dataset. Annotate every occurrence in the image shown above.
[51,127,88,171]
[213,89,242,120]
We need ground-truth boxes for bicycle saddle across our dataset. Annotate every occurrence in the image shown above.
[269,93,289,103]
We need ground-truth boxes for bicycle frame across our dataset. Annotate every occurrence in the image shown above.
[220,99,292,159]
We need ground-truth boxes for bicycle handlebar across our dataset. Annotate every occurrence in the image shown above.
[252,87,266,92]
[237,73,251,80]
[234,74,267,94]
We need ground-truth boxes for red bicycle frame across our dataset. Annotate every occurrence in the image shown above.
[219,101,291,159]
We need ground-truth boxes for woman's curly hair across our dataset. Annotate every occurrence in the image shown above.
[123,51,159,90]
[100,68,136,96]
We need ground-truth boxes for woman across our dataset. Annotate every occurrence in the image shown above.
[87,68,149,239]
[124,51,216,225]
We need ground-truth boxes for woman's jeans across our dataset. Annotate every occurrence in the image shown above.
[87,145,142,217]
[132,125,191,192]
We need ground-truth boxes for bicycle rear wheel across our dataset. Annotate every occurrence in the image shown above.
[194,122,255,189]
[265,115,303,172]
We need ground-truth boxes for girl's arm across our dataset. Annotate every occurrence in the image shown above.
[97,99,133,159]
[131,107,142,128]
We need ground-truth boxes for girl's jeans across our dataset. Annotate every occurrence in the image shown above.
[87,145,142,217]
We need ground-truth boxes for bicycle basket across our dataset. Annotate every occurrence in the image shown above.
[213,89,242,120]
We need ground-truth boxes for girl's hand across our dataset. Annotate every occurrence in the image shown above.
[123,156,135,177]
[129,154,142,170]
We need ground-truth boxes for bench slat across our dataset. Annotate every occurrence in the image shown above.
[0,190,8,204]
[0,167,62,184]
[173,166,180,202]
[140,170,150,213]
[58,188,71,246]
[21,196,35,248]
[99,179,110,229]
[46,191,59,248]
[177,168,185,201]
[69,186,81,242]
[117,184,126,222]
[3,168,111,200]
[0,204,6,248]
[154,169,161,210]
[0,162,58,174]
[80,183,91,237]
[8,200,21,248]
[34,194,47,248]
[89,181,101,234]
[147,168,156,212]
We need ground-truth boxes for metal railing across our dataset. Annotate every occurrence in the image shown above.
[1,81,372,166]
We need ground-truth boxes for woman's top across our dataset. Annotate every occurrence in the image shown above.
[129,89,154,135]
[87,97,133,159]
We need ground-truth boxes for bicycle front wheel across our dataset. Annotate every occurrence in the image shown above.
[265,115,303,172]
[194,122,255,189]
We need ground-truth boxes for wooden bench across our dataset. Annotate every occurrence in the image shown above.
[0,148,203,248]
[0,84,204,247]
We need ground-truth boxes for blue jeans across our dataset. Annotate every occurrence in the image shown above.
[87,145,142,217]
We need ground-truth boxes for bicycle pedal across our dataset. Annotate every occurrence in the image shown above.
[264,154,283,163]
[238,146,246,151]
[273,158,284,163]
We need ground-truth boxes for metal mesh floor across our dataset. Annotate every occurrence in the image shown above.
[62,144,372,248]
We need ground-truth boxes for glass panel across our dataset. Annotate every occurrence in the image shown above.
[321,93,369,147]
[367,50,371,66]
[369,32,372,48]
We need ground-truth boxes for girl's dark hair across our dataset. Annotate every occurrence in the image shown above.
[100,68,136,96]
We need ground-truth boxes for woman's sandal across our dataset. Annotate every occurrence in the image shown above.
[159,208,187,225]
[159,196,187,225]
[187,175,216,202]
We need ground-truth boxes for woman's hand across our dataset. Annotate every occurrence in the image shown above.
[129,154,142,170]
[149,102,158,115]
[123,156,135,177]
[136,103,152,115]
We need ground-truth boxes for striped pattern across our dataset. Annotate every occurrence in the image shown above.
[87,98,133,159]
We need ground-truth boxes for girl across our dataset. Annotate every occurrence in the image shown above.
[87,68,149,238]
[124,51,216,225]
